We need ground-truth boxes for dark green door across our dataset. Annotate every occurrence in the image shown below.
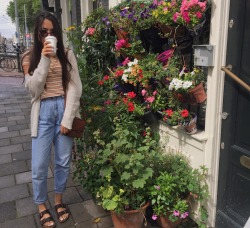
[216,0,250,227]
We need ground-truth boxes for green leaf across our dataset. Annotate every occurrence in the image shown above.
[121,171,131,180]
[132,179,146,188]
[134,153,144,160]
[103,199,118,210]
[101,167,113,176]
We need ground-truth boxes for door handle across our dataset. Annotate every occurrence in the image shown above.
[221,66,250,93]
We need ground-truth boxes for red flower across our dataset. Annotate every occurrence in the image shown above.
[104,100,112,105]
[127,91,136,99]
[127,102,135,112]
[181,109,189,118]
[98,80,104,85]
[165,109,173,117]
[123,97,128,104]
[115,70,124,77]
[103,75,109,80]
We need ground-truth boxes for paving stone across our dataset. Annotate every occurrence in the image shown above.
[17,118,30,124]
[0,175,15,189]
[22,141,31,150]
[48,186,82,206]
[97,215,113,228]
[10,135,31,144]
[6,109,22,113]
[69,202,93,224]
[82,199,108,218]
[16,197,37,217]
[19,128,31,136]
[77,186,92,201]
[0,130,19,139]
[0,120,16,127]
[0,154,12,164]
[0,215,36,228]
[15,171,32,185]
[0,161,28,177]
[0,201,16,223]
[12,149,31,161]
[0,113,15,118]
[0,127,8,133]
[7,115,25,121]
[0,138,10,146]
[8,124,29,132]
[0,184,29,203]
[0,117,7,123]
[76,220,98,228]
[0,144,23,155]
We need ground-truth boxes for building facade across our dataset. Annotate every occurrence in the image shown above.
[43,0,250,227]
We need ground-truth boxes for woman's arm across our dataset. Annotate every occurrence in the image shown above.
[24,55,51,101]
[61,50,82,130]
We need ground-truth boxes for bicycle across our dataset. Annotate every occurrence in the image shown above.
[0,56,16,72]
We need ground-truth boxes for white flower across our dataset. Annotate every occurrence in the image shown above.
[122,74,128,82]
[127,58,138,67]
[169,82,175,90]
[182,81,192,89]
[179,68,185,77]
[124,68,131,73]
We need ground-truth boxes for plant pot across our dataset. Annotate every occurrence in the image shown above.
[188,82,207,104]
[180,112,197,135]
[142,110,162,124]
[156,212,182,228]
[157,24,187,38]
[111,202,150,228]
[114,28,128,40]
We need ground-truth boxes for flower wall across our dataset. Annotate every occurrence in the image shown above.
[67,1,211,226]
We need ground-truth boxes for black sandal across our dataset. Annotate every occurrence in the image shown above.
[54,203,70,223]
[39,209,56,228]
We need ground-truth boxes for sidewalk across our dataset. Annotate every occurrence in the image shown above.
[0,72,164,228]
[0,74,114,228]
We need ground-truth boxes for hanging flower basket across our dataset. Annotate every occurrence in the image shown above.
[157,24,187,38]
[188,82,207,105]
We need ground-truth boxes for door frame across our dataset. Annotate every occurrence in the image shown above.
[202,0,231,227]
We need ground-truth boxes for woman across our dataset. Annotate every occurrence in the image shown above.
[22,11,82,227]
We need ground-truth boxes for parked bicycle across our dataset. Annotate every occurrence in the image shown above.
[0,56,16,72]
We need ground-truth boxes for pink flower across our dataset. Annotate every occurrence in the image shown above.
[153,91,157,96]
[141,89,147,96]
[103,75,109,80]
[115,39,129,50]
[104,100,112,105]
[181,212,189,219]
[86,27,96,36]
[122,57,130,66]
[182,12,191,24]
[146,97,155,103]
[196,11,202,19]
[173,210,180,217]
[154,185,160,190]
[152,214,158,220]
[198,1,207,11]
[173,12,181,22]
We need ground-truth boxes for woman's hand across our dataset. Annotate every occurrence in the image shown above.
[60,125,70,135]
[42,40,54,58]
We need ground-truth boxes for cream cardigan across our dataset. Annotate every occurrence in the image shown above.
[25,50,82,137]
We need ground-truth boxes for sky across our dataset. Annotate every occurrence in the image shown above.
[0,0,16,38]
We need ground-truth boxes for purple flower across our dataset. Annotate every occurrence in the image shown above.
[106,21,111,26]
[133,17,138,23]
[152,214,158,220]
[102,16,108,22]
[181,212,189,219]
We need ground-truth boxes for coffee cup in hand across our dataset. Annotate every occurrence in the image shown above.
[45,36,57,55]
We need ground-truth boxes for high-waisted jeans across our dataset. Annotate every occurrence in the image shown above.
[32,96,73,204]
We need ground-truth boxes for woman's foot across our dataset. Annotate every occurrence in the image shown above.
[54,203,70,223]
[39,209,56,228]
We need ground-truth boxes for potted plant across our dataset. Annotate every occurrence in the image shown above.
[149,152,209,228]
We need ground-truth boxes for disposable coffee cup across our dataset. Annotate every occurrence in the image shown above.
[45,35,57,55]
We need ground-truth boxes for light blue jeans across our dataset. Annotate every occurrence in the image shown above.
[32,96,73,204]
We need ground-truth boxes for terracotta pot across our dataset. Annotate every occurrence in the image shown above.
[111,202,150,228]
[114,28,128,40]
[157,24,187,38]
[181,113,197,135]
[156,212,182,228]
[188,82,207,104]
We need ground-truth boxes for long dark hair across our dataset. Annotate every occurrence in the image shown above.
[25,11,72,92]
